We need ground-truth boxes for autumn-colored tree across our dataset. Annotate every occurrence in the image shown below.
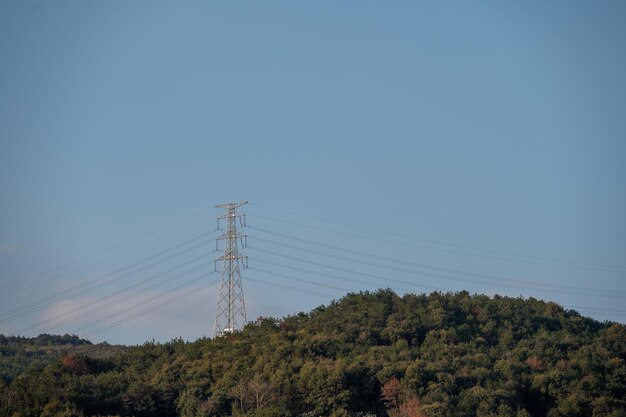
[382,377,427,417]
[400,396,426,417]
[61,354,88,375]
[381,377,400,415]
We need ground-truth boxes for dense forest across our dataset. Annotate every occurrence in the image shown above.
[0,334,126,386]
[1,290,625,417]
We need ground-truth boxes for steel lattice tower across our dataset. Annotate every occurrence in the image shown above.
[213,201,248,337]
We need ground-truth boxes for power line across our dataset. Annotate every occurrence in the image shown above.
[251,266,352,293]
[246,276,336,299]
[249,238,621,298]
[252,271,626,317]
[0,216,216,300]
[250,202,626,272]
[250,253,626,320]
[563,305,626,315]
[0,233,213,323]
[0,206,216,293]
[247,213,617,273]
[0,232,215,324]
[251,246,586,298]
[79,273,214,334]
[75,274,626,340]
[20,257,215,336]
[8,200,623,341]
[249,256,436,293]
[248,228,626,298]
[249,249,443,292]
[83,276,220,338]
[250,237,615,298]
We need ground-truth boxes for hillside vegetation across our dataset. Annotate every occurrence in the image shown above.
[1,290,625,417]
[0,333,126,385]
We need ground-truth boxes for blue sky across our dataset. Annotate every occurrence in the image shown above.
[1,1,625,344]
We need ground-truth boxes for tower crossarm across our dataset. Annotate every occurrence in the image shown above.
[213,201,248,338]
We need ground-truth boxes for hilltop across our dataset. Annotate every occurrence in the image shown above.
[1,290,625,417]
[0,333,127,385]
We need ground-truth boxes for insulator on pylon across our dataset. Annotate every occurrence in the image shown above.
[212,201,248,338]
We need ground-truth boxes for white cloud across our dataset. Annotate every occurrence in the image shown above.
[35,284,218,344]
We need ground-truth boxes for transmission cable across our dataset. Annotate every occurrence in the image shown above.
[0,232,215,323]
[0,205,216,293]
[248,248,442,292]
[248,227,626,297]
[249,266,352,293]
[245,276,336,299]
[0,216,216,300]
[247,238,626,299]
[248,256,437,293]
[562,305,626,315]
[249,250,626,320]
[247,213,616,273]
[250,202,625,272]
[83,275,220,338]
[21,256,214,336]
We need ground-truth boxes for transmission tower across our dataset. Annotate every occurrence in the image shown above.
[213,201,248,337]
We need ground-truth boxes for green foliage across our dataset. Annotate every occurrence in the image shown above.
[0,334,125,384]
[1,290,625,417]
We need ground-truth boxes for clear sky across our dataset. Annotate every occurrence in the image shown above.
[1,1,625,345]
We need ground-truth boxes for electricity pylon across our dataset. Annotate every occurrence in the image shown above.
[213,201,248,337]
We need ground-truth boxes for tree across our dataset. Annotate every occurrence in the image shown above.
[381,377,401,416]
[248,376,276,409]
[382,377,427,417]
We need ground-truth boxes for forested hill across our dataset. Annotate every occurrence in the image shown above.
[0,333,126,386]
[1,290,625,417]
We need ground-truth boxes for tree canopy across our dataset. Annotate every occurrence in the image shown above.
[1,290,624,417]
